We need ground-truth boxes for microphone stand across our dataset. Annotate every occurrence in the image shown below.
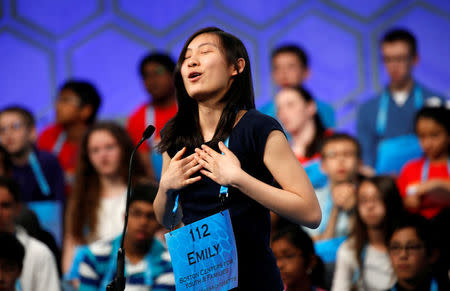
[106,125,155,291]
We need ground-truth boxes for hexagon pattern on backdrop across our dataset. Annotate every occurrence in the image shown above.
[1,0,449,131]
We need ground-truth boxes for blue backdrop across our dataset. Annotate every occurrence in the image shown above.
[1,0,449,132]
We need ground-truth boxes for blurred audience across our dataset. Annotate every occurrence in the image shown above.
[0,232,25,291]
[306,133,361,241]
[63,122,147,273]
[386,213,449,291]
[0,177,60,291]
[275,86,331,188]
[332,176,404,291]
[261,44,335,128]
[127,52,178,180]
[357,29,445,172]
[272,225,326,291]
[77,183,174,290]
[397,106,450,218]
[38,80,102,187]
[0,106,64,204]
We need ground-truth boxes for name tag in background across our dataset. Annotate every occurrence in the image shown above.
[165,210,238,291]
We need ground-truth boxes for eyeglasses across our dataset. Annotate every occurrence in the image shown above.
[0,121,26,135]
[143,66,168,79]
[129,209,156,221]
[322,151,357,159]
[388,243,424,255]
[382,55,412,64]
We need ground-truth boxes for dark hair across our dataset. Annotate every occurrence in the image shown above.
[272,224,325,287]
[271,44,309,68]
[0,176,20,202]
[387,213,434,254]
[60,80,102,124]
[321,132,362,159]
[381,28,417,56]
[158,27,255,154]
[282,86,326,158]
[353,176,405,267]
[415,106,450,135]
[0,105,35,127]
[0,145,13,177]
[415,106,450,155]
[130,182,158,205]
[67,121,147,242]
[139,52,176,77]
[0,232,25,270]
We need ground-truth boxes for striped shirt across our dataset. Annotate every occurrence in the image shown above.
[78,235,175,291]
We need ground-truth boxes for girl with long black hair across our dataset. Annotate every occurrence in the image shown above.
[154,27,321,290]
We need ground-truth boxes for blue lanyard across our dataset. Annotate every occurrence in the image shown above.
[52,131,66,156]
[421,158,450,182]
[28,151,51,196]
[376,85,423,136]
[100,237,154,289]
[171,137,230,217]
[391,278,438,291]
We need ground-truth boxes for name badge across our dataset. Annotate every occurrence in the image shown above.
[165,210,238,291]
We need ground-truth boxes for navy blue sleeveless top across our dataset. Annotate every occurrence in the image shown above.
[168,109,284,290]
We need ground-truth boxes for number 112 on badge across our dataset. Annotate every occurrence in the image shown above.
[165,210,239,291]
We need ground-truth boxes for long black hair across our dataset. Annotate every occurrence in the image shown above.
[158,27,255,154]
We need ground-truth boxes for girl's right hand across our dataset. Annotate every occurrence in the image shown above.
[159,147,203,191]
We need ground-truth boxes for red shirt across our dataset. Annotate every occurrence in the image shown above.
[126,102,178,152]
[397,157,450,218]
[37,124,78,187]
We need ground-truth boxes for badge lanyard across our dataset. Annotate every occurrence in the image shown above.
[390,278,438,291]
[28,151,51,196]
[171,137,230,230]
[165,137,239,291]
[100,236,153,290]
[376,85,423,136]
[421,158,450,182]
[52,131,67,156]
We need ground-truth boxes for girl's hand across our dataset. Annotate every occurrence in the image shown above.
[159,147,203,191]
[195,142,241,186]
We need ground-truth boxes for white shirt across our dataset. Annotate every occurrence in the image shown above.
[94,192,126,241]
[332,239,396,291]
[392,91,409,107]
[15,226,60,291]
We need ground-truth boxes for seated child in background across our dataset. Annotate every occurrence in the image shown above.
[38,80,102,187]
[332,176,405,291]
[386,213,449,290]
[272,224,326,291]
[397,106,450,218]
[275,86,332,188]
[305,133,361,241]
[77,183,175,291]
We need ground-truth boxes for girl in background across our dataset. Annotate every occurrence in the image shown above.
[332,176,404,291]
[272,224,326,291]
[62,122,146,273]
[397,106,450,218]
[275,86,331,188]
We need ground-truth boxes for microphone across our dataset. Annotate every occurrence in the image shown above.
[106,125,155,291]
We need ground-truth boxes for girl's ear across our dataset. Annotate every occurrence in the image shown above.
[231,58,246,76]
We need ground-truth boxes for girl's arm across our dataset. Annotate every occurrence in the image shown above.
[154,148,203,228]
[196,130,321,228]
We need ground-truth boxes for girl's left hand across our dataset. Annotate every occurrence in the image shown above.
[195,141,241,186]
